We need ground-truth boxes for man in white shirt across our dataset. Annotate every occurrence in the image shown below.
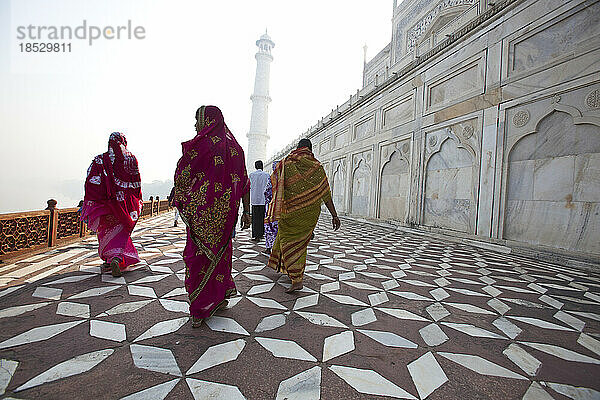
[249,160,270,242]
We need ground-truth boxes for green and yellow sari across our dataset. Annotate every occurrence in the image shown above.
[266,147,331,284]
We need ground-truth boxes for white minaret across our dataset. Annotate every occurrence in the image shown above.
[247,31,274,172]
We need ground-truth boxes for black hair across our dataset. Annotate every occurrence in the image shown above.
[255,160,263,170]
[297,138,312,151]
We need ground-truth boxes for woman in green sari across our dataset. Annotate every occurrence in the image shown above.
[266,139,341,293]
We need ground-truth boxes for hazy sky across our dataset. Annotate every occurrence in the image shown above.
[0,0,393,212]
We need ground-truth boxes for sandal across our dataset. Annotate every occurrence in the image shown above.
[110,258,122,277]
[190,316,203,328]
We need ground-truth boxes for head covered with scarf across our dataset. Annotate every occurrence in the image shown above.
[82,132,142,228]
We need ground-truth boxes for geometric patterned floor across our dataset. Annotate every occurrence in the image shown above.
[0,213,599,399]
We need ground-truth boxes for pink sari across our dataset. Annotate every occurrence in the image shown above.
[81,132,143,270]
[173,106,249,321]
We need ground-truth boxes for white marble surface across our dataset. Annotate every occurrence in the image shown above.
[15,349,114,392]
[255,314,287,332]
[255,337,317,362]
[134,317,188,342]
[130,344,182,376]
[295,311,347,328]
[276,367,321,400]
[90,320,126,342]
[0,321,84,349]
[438,352,527,380]
[407,352,448,399]
[329,365,417,399]
[121,379,180,400]
[0,359,18,395]
[503,343,541,376]
[520,342,600,364]
[186,378,245,400]
[351,308,377,326]
[358,329,418,348]
[187,339,246,375]
[419,323,449,346]
[0,302,51,319]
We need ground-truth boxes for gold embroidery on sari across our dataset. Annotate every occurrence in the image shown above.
[214,155,224,166]
[186,188,234,303]
[204,117,215,128]
[192,188,232,248]
[216,274,224,282]
[211,136,221,144]
[230,147,238,157]
[214,182,222,192]
[231,173,240,183]
[174,164,192,203]
[188,149,198,159]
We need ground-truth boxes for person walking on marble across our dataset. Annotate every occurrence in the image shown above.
[173,105,251,327]
[167,186,179,227]
[267,139,341,293]
[81,132,143,277]
[263,160,280,255]
[249,160,270,242]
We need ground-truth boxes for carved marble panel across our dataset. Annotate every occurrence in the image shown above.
[505,110,600,254]
[332,159,347,213]
[334,128,350,149]
[354,117,375,141]
[319,137,331,155]
[509,2,600,76]
[383,96,414,128]
[380,140,411,221]
[424,129,477,233]
[425,56,484,112]
[351,151,373,216]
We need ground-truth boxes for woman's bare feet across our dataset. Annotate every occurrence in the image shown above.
[285,282,303,293]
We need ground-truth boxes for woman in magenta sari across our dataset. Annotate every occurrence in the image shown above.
[81,132,143,277]
[173,106,251,327]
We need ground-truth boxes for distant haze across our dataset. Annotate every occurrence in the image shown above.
[0,0,393,213]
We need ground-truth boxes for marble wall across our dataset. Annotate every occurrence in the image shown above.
[379,140,411,221]
[269,0,600,263]
[504,103,600,254]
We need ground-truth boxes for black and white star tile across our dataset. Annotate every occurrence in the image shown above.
[0,213,599,399]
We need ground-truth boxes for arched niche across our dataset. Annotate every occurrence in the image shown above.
[504,110,600,255]
[423,136,476,233]
[379,149,410,221]
[332,162,346,213]
[351,159,371,216]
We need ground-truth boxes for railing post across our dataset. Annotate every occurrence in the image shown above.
[46,199,58,247]
[149,196,154,216]
[156,196,160,214]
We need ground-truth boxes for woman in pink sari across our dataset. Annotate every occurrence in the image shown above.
[81,132,143,277]
[173,106,251,327]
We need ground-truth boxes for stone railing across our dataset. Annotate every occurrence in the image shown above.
[0,197,171,262]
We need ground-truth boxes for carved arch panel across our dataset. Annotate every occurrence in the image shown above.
[504,103,600,255]
[351,150,373,216]
[332,158,347,214]
[423,118,479,233]
[379,140,411,221]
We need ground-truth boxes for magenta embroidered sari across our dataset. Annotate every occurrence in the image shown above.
[173,106,249,321]
[81,132,143,271]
